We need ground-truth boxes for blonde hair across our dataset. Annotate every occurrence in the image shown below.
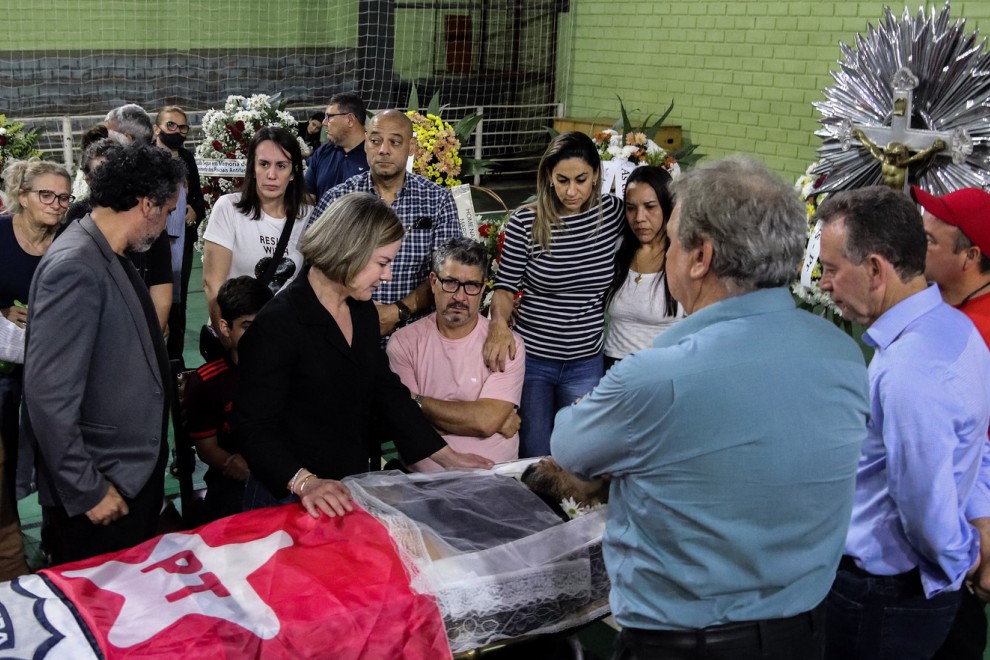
[2,159,71,214]
[531,131,602,251]
[155,105,187,123]
[300,192,405,284]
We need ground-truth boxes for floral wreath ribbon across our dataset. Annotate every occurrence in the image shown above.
[800,220,823,289]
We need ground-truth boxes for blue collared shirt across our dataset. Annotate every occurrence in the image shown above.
[311,172,460,306]
[845,284,990,596]
[164,184,187,302]
[553,288,869,630]
[303,141,369,200]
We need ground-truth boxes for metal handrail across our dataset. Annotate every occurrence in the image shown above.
[11,101,558,182]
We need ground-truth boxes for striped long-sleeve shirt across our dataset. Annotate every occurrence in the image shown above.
[494,195,623,360]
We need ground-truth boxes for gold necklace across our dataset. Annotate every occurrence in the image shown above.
[632,250,659,285]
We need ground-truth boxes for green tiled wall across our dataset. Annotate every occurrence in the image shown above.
[2,0,359,50]
[561,1,990,180]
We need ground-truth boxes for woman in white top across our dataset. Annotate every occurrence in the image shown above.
[604,166,683,369]
[203,126,310,329]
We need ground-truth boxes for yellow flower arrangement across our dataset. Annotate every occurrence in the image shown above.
[406,111,462,188]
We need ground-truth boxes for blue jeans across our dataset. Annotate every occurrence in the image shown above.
[518,353,604,458]
[933,588,987,660]
[1,372,38,500]
[825,564,961,660]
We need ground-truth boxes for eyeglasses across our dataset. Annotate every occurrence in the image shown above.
[161,120,190,135]
[27,189,75,208]
[322,112,350,123]
[437,277,484,296]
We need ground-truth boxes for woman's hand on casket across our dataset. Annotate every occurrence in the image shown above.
[300,478,354,519]
[429,445,495,470]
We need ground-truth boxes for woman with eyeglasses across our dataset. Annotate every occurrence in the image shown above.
[0,158,73,501]
[235,193,492,516]
[203,126,310,334]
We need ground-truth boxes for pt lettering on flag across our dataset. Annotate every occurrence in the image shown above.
[41,504,450,659]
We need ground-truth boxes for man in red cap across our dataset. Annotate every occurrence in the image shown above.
[914,184,990,660]
[913,186,990,344]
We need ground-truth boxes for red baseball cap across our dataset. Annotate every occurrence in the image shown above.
[911,186,990,256]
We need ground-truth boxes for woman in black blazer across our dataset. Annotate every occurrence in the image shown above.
[236,192,492,518]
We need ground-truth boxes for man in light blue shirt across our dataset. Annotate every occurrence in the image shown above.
[818,185,990,660]
[553,156,869,659]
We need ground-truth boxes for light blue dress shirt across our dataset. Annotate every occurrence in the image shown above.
[844,284,990,597]
[553,288,869,630]
[164,184,187,302]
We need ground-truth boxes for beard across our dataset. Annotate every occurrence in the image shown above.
[129,227,161,253]
[439,303,472,327]
[129,236,157,253]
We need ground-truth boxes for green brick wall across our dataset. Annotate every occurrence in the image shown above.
[561,1,990,180]
[2,0,358,50]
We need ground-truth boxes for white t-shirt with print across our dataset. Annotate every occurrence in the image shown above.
[203,192,309,294]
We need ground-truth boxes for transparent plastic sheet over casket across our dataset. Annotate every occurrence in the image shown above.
[343,470,610,654]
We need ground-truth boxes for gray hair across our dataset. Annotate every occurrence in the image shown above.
[105,104,153,144]
[432,237,488,275]
[300,192,405,284]
[669,155,805,291]
[2,158,71,214]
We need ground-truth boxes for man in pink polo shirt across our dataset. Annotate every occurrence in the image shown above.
[387,238,525,471]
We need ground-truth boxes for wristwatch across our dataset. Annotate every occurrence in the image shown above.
[394,299,413,324]
[413,394,424,408]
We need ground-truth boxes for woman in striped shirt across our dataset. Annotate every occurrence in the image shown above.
[483,132,623,457]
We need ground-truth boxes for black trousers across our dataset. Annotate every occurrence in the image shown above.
[933,588,987,660]
[43,444,166,566]
[614,603,824,660]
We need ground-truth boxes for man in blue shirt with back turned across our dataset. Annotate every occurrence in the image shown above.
[817,185,990,660]
[303,92,369,202]
[553,156,870,659]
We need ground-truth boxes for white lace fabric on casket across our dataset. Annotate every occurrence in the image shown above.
[344,470,609,653]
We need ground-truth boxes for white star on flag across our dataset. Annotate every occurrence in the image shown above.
[60,530,293,648]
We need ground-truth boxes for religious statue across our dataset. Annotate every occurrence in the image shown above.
[853,127,946,190]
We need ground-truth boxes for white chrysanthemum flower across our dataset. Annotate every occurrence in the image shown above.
[792,283,837,311]
[560,497,587,520]
[224,96,246,113]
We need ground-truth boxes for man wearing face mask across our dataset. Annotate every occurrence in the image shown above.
[153,106,205,363]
